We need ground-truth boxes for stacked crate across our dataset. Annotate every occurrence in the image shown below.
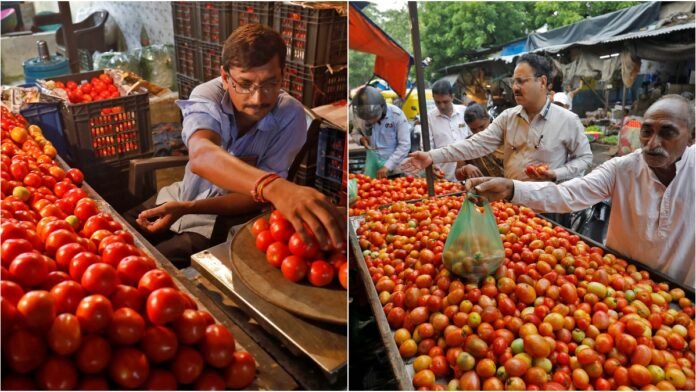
[173,2,201,98]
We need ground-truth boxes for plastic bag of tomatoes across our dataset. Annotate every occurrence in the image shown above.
[442,195,505,283]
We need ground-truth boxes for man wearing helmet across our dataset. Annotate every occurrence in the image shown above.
[351,85,411,178]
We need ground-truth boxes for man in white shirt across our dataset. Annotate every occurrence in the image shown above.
[425,80,470,181]
[464,95,695,289]
[402,53,592,183]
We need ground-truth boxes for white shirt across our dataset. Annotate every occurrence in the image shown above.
[427,104,470,181]
[350,104,411,172]
[512,146,695,289]
[429,99,593,181]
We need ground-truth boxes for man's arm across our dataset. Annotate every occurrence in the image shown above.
[383,115,412,171]
[466,155,618,212]
[429,114,505,164]
[553,117,593,181]
[187,131,345,248]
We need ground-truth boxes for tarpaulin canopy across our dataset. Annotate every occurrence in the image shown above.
[349,3,413,97]
[525,2,661,52]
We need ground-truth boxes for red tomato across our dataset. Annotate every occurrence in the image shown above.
[251,218,268,237]
[338,262,348,289]
[81,214,112,237]
[142,326,179,363]
[110,284,145,312]
[54,242,85,271]
[138,269,175,295]
[47,313,82,355]
[308,260,335,287]
[50,280,85,314]
[269,210,286,224]
[4,329,47,373]
[101,242,140,267]
[79,83,92,94]
[109,347,150,389]
[194,369,226,390]
[255,230,274,252]
[17,290,56,331]
[171,346,204,384]
[146,287,185,325]
[174,308,208,345]
[1,279,25,306]
[66,168,84,184]
[76,334,111,374]
[69,251,101,280]
[81,263,118,296]
[37,355,78,390]
[99,73,113,84]
[288,232,320,259]
[280,255,307,282]
[77,376,110,390]
[117,255,156,286]
[108,307,145,345]
[144,369,178,390]
[76,294,113,333]
[1,238,35,267]
[0,374,37,390]
[9,251,49,287]
[266,241,290,268]
[74,198,98,221]
[45,229,78,256]
[201,324,237,368]
[269,220,294,242]
[223,351,256,389]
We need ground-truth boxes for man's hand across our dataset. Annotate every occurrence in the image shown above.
[136,201,189,235]
[401,151,433,175]
[359,136,370,149]
[464,177,514,203]
[455,164,483,181]
[264,179,345,250]
[432,166,445,179]
[376,166,389,179]
[527,168,557,182]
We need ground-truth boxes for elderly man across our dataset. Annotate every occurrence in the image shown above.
[402,53,593,183]
[425,80,470,181]
[465,95,695,289]
[351,85,411,179]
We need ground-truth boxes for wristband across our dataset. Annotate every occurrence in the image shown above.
[251,173,276,203]
[257,174,280,203]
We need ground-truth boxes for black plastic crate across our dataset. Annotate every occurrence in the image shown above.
[82,152,154,213]
[232,2,274,29]
[282,62,347,107]
[20,103,70,159]
[49,71,152,167]
[176,73,200,100]
[174,37,201,80]
[273,3,347,65]
[199,41,223,82]
[172,2,200,39]
[316,126,345,185]
[315,176,341,205]
[199,2,235,44]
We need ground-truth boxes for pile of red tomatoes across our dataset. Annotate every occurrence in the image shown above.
[1,108,257,390]
[253,211,347,289]
[47,73,120,104]
[357,195,695,390]
[349,173,463,216]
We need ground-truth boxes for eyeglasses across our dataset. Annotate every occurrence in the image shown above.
[226,75,281,95]
[511,76,539,87]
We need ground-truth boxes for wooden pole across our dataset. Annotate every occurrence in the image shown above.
[58,1,79,73]
[408,2,435,197]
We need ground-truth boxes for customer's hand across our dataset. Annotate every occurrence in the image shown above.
[432,166,445,179]
[527,168,557,182]
[360,136,370,149]
[376,167,389,179]
[455,164,483,181]
[464,177,514,204]
[136,201,188,235]
[401,151,433,175]
[264,179,345,250]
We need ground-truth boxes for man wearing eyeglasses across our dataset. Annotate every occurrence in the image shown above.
[402,53,592,184]
[128,24,345,267]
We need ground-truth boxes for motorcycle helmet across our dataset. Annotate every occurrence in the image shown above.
[353,86,387,123]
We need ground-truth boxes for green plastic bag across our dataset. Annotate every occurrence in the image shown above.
[442,195,505,283]
[364,149,386,178]
[348,179,358,206]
